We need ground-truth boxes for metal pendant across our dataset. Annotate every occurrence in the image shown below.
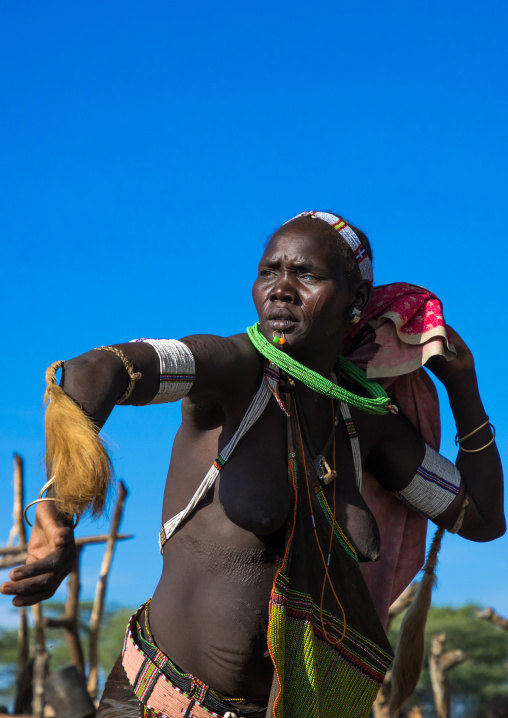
[314,456,326,480]
[314,455,338,485]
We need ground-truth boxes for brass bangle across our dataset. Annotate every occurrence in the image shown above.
[455,418,490,445]
[458,429,496,453]
[94,346,142,404]
[23,476,79,528]
[38,476,56,498]
[24,497,58,527]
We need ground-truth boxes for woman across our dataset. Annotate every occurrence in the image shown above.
[2,211,504,718]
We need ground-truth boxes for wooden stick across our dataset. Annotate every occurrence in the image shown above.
[13,454,27,548]
[32,647,49,718]
[31,603,48,718]
[10,455,31,713]
[17,608,29,683]
[87,481,128,699]
[476,607,508,632]
[43,547,86,676]
[429,633,467,718]
[0,534,133,568]
[386,581,419,632]
[372,582,420,718]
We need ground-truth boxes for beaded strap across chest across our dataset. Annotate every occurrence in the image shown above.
[158,363,282,552]
[158,363,363,554]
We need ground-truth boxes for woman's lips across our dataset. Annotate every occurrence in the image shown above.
[268,318,297,331]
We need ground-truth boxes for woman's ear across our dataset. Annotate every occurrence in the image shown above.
[349,280,373,317]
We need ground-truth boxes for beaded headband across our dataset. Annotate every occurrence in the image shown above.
[284,211,373,283]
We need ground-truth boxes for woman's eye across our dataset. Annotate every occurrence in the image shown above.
[260,269,276,277]
[301,273,315,280]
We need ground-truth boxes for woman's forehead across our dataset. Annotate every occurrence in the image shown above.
[261,224,341,268]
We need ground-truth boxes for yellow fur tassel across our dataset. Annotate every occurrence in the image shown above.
[388,527,444,716]
[44,360,113,519]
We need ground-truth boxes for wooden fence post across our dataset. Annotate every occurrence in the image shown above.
[372,582,420,718]
[429,632,467,718]
[87,481,128,700]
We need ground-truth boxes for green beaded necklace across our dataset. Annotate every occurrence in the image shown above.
[247,322,394,415]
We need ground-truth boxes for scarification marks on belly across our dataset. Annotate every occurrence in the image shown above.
[176,534,281,586]
[228,598,268,641]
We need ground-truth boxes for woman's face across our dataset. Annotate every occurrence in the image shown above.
[252,220,362,363]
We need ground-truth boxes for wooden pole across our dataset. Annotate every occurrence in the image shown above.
[12,454,32,715]
[13,455,29,674]
[31,603,48,718]
[372,582,419,718]
[386,582,419,632]
[0,533,132,569]
[87,481,128,699]
[476,607,508,631]
[13,454,27,547]
[44,546,86,676]
[429,632,467,718]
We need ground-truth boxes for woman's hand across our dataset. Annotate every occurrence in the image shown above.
[425,325,475,388]
[0,500,76,607]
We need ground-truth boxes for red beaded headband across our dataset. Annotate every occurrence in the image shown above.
[284,211,373,283]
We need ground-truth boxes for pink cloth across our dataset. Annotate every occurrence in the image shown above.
[342,283,454,627]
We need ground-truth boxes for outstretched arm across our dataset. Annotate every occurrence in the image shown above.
[0,333,260,606]
[365,327,505,542]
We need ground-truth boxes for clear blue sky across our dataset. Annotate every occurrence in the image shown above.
[1,0,507,629]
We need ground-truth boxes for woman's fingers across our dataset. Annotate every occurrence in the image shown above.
[10,550,71,580]
[1,545,75,606]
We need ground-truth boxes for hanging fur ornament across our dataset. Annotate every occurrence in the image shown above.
[388,526,444,715]
[44,360,113,519]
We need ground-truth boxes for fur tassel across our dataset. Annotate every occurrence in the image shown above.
[388,526,444,716]
[44,360,113,519]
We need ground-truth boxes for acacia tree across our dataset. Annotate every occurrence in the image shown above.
[388,605,508,716]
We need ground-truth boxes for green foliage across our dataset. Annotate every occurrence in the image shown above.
[98,605,136,669]
[0,601,137,708]
[2,602,508,716]
[388,604,508,714]
[0,626,19,704]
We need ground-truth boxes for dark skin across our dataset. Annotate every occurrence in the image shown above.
[1,218,505,700]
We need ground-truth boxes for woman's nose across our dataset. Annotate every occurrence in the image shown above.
[270,274,296,302]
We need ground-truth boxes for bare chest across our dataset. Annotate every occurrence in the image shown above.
[163,393,380,560]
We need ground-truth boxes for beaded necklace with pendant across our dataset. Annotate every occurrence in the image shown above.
[247,322,397,415]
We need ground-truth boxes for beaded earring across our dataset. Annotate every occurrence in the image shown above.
[273,331,286,346]
[350,307,361,325]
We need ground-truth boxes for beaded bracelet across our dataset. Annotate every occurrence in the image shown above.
[94,346,142,404]
[23,477,79,528]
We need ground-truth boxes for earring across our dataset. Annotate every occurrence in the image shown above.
[273,331,286,345]
[350,307,362,325]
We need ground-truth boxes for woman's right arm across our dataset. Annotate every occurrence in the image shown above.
[0,334,260,606]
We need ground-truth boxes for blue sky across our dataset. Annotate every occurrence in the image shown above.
[1,0,508,629]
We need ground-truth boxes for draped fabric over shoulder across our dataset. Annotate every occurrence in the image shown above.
[342,283,454,627]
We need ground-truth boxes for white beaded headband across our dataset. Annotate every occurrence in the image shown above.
[284,211,373,283]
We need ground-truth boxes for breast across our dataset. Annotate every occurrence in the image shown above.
[216,400,292,535]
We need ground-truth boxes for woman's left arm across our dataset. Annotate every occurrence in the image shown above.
[424,326,505,541]
[364,326,505,542]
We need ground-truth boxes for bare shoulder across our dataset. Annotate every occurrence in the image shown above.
[182,332,263,407]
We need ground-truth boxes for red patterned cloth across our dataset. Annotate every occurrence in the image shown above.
[342,282,455,627]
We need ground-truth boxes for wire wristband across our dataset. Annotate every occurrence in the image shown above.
[455,418,490,445]
[23,476,79,528]
[457,429,496,453]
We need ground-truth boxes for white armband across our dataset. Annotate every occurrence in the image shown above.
[397,445,461,519]
[130,338,195,404]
